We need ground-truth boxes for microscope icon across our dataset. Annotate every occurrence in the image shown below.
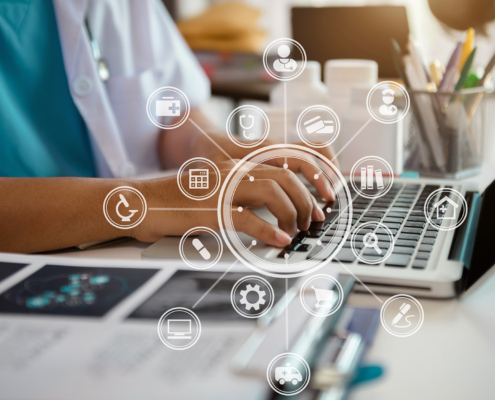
[116,194,138,222]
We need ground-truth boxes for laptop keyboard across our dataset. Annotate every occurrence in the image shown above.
[278,183,455,270]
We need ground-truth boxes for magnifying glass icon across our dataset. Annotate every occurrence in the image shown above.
[363,232,382,254]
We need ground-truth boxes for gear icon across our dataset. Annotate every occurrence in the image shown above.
[239,284,266,311]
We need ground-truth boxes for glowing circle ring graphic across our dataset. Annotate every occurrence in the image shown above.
[179,227,224,270]
[177,157,221,201]
[146,86,191,130]
[157,307,202,350]
[262,38,307,82]
[217,144,353,278]
[226,105,270,148]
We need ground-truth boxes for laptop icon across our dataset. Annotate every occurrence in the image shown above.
[167,319,192,340]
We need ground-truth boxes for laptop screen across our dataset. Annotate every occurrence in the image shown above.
[465,180,495,290]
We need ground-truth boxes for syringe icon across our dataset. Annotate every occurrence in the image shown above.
[392,303,411,326]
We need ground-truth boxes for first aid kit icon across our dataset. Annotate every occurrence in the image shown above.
[156,97,180,117]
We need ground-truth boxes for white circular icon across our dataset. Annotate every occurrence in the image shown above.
[263,38,307,81]
[296,105,340,148]
[179,227,223,270]
[267,353,311,396]
[350,156,394,199]
[380,294,424,337]
[157,307,201,350]
[424,188,468,231]
[217,144,352,278]
[366,81,410,124]
[103,186,147,229]
[351,222,395,264]
[226,105,270,148]
[177,157,221,201]
[146,86,190,129]
[299,274,344,317]
[231,275,275,318]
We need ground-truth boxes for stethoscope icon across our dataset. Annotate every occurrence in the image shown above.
[239,114,255,140]
[116,194,138,222]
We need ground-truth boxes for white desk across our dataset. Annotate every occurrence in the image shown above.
[32,165,495,399]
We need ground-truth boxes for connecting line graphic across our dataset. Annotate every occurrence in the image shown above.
[149,207,243,212]
[284,82,288,166]
[331,118,372,163]
[285,277,289,351]
[192,260,238,309]
[336,259,384,304]
[191,242,255,309]
[316,118,372,178]
[189,118,252,179]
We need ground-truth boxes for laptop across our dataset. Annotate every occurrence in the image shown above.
[143,177,495,299]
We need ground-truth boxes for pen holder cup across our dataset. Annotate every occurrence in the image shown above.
[404,88,488,179]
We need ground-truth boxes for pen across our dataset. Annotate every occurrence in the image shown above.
[392,303,411,325]
[454,47,477,92]
[466,48,495,120]
[438,42,462,92]
[459,28,475,72]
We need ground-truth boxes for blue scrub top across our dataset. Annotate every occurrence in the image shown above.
[0,0,96,177]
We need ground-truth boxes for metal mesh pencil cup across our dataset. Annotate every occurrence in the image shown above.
[403,87,488,179]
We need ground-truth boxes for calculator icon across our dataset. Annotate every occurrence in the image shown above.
[189,169,209,189]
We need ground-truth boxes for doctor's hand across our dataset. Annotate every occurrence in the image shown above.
[132,160,326,247]
[159,109,338,202]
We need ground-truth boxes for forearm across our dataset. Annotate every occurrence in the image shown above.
[0,177,129,253]
[158,108,250,168]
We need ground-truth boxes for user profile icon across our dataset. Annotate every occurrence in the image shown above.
[103,186,147,229]
[157,307,201,350]
[179,227,223,270]
[146,86,190,129]
[380,294,424,337]
[263,38,307,81]
[366,81,410,124]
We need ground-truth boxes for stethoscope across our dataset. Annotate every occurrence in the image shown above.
[85,16,110,82]
[239,114,255,140]
[278,58,296,70]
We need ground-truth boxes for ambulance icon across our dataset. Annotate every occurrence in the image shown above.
[275,363,303,385]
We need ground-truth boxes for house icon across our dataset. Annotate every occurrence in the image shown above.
[433,196,458,220]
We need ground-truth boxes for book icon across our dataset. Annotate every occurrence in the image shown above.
[361,167,384,190]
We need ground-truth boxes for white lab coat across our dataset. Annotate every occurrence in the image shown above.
[52,0,210,178]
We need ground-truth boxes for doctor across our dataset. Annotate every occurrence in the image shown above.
[0,0,336,253]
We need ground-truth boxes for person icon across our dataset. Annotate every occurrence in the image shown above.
[379,89,398,116]
[273,45,297,72]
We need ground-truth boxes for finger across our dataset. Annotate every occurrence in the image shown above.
[240,166,319,231]
[232,208,292,248]
[266,157,335,201]
[309,193,325,222]
[233,179,298,235]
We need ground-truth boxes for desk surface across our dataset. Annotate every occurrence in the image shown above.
[30,165,495,399]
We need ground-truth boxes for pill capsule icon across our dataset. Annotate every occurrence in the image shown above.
[192,238,211,260]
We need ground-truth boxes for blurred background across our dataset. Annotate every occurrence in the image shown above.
[159,0,495,173]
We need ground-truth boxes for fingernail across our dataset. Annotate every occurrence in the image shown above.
[275,229,292,246]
